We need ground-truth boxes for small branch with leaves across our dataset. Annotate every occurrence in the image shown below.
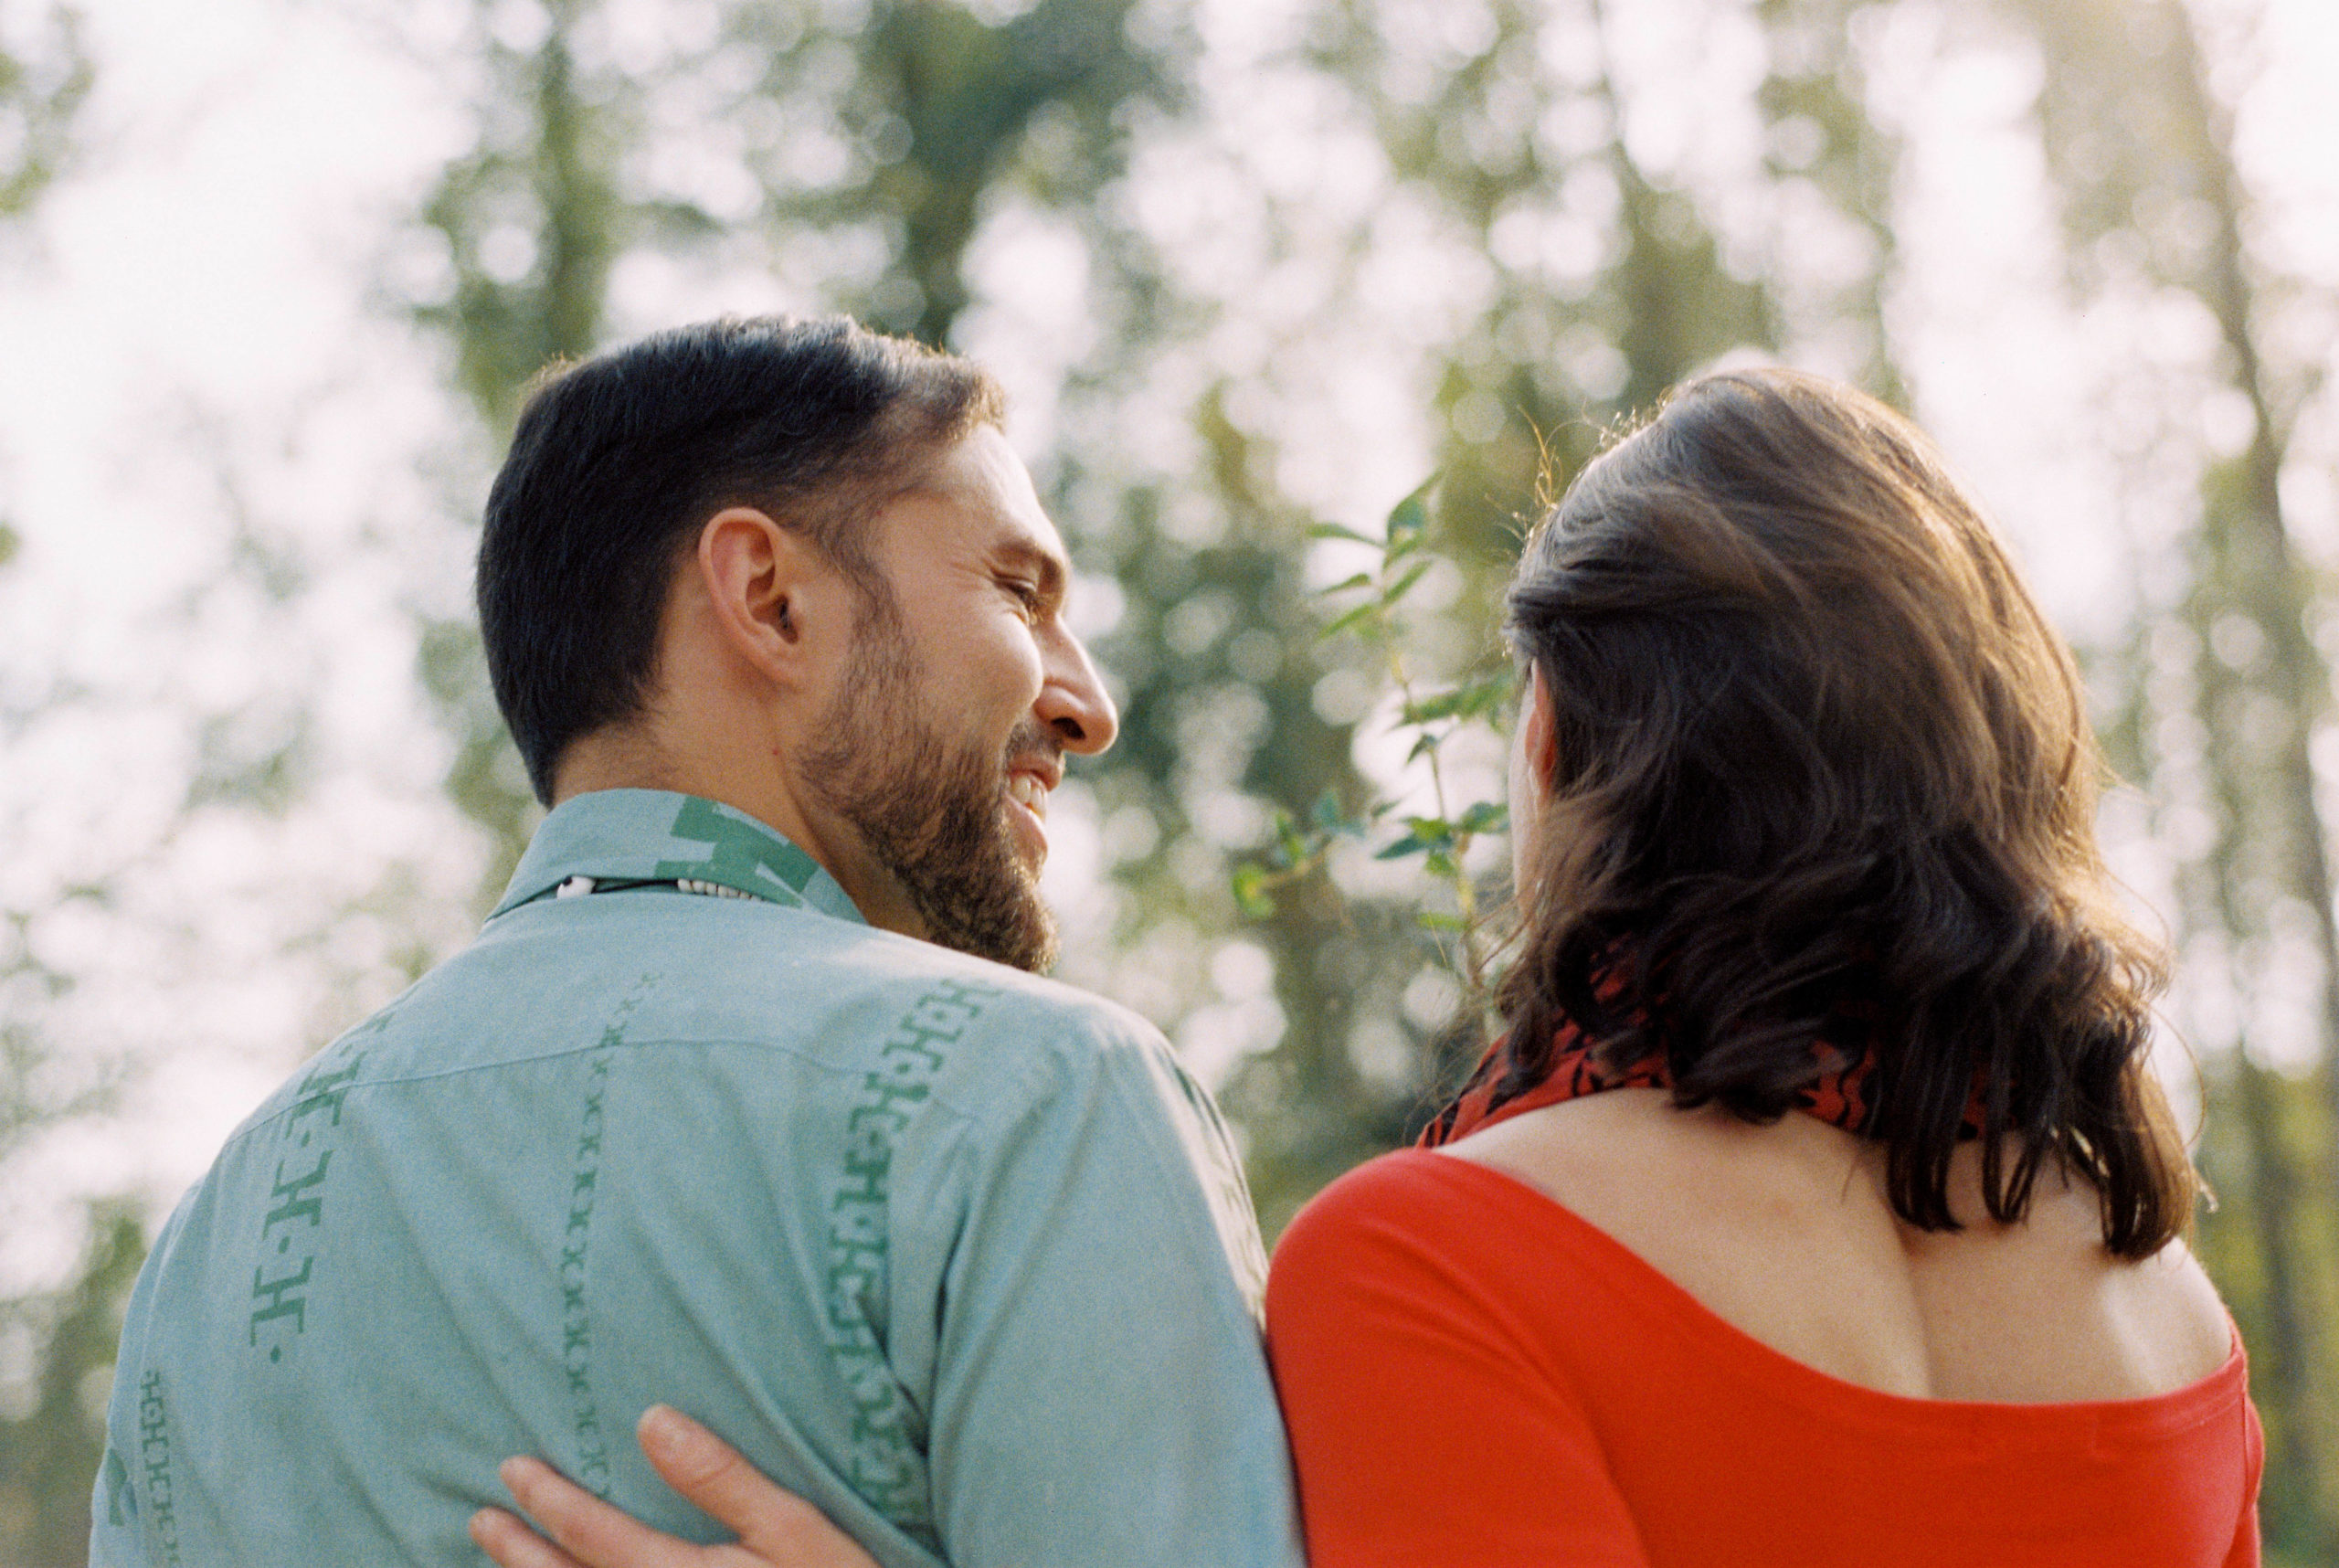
[1233,478,1512,1008]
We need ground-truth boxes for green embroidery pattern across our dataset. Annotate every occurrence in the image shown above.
[824,979,986,1547]
[103,1371,183,1563]
[250,1041,369,1364]
[652,796,822,905]
[562,977,655,1499]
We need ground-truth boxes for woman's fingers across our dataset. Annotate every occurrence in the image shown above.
[490,1455,704,1567]
[468,1414,876,1568]
[471,1502,593,1568]
[636,1407,881,1568]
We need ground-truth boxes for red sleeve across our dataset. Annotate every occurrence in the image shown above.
[2224,1395,2263,1568]
[1264,1155,1653,1568]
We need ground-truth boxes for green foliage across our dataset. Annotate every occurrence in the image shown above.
[0,5,92,222]
[1236,478,1512,1012]
[1102,383,1421,1240]
[412,1,622,439]
[0,1202,145,1567]
[1304,0,1787,567]
[2195,1056,2339,1558]
[845,0,1181,344]
[1206,0,1852,1235]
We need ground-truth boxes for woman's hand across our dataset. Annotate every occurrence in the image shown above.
[470,1405,882,1568]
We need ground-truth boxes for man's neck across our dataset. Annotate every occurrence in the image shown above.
[552,736,928,944]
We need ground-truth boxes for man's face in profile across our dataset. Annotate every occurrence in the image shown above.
[802,426,1115,973]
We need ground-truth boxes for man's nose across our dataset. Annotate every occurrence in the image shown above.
[1037,630,1119,757]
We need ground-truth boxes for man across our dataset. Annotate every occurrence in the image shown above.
[90,318,1302,1568]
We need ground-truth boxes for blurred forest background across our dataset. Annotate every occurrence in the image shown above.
[2,0,2335,1560]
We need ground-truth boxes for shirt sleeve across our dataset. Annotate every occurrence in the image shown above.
[919,1019,1304,1568]
[1265,1156,1655,1568]
[2224,1395,2264,1568]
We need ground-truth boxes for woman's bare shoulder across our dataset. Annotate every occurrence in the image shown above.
[1441,1092,2233,1403]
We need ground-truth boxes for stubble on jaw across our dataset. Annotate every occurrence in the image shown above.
[801,595,1060,973]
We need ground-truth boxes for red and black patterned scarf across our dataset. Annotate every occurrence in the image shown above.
[1419,963,1983,1150]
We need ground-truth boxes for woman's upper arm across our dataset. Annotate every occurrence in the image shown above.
[1265,1162,1653,1568]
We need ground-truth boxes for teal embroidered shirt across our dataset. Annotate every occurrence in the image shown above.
[91,789,1301,1568]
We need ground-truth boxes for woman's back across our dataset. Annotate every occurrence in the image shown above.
[1447,1087,2234,1404]
[1265,1115,2262,1568]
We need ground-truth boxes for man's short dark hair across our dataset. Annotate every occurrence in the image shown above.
[477,315,1005,803]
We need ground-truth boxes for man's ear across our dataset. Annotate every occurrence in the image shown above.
[693,507,845,688]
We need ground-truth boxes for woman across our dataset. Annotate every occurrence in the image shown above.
[473,369,2261,1568]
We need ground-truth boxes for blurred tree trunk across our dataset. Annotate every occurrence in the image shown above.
[1749,0,1909,405]
[857,0,1172,344]
[2003,0,2338,1547]
[2229,1048,2321,1527]
[409,0,624,900]
[1187,386,1415,1235]
[2151,5,2335,1545]
[418,0,616,437]
[2188,511,2332,1542]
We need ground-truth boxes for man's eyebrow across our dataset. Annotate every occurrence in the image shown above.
[994,537,1068,599]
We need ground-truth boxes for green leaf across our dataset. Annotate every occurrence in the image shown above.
[1417,911,1468,933]
[1321,600,1381,640]
[1318,572,1374,597]
[1382,559,1432,606]
[1307,521,1384,547]
[1309,789,1349,834]
[1455,675,1514,719]
[1232,863,1275,920]
[1374,832,1430,861]
[1264,810,1297,869]
[1402,686,1481,725]
[1456,800,1509,835]
[1385,476,1435,541]
[1402,815,1458,846]
[1405,731,1444,764]
[1424,849,1459,879]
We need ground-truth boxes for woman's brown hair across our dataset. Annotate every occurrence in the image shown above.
[1498,367,2196,1258]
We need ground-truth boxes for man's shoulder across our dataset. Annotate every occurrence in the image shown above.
[657,901,1170,1058]
[887,934,1159,1044]
[807,924,1182,1104]
[266,899,1178,1124]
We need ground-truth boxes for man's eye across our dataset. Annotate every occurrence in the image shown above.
[1005,581,1042,619]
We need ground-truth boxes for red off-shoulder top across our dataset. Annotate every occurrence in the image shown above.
[1265,1150,2261,1568]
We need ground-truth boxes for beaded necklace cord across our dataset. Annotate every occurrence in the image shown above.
[546,874,769,905]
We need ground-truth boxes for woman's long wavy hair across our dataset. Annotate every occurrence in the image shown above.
[1498,367,2196,1258]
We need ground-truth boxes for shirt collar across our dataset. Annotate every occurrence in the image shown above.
[490,789,868,926]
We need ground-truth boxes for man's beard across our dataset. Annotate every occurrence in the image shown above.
[802,601,1059,973]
